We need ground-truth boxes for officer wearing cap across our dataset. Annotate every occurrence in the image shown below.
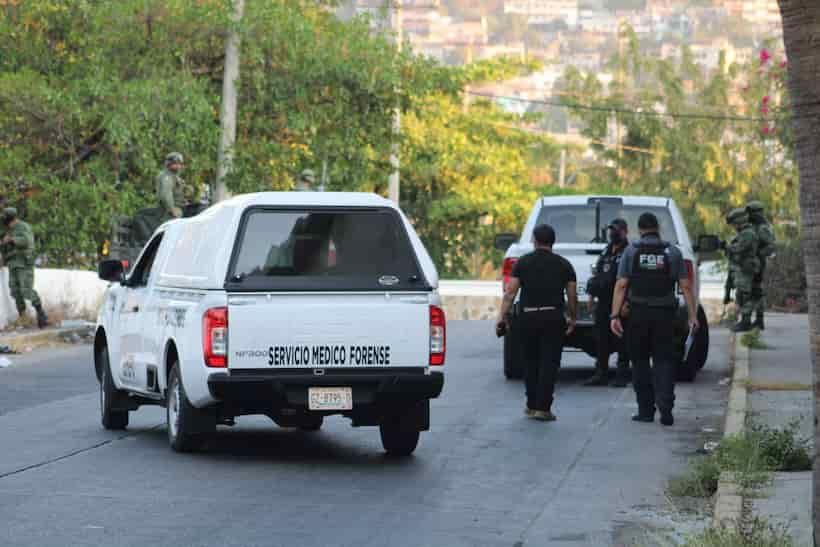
[0,208,48,328]
[746,201,775,330]
[156,152,186,219]
[497,224,577,422]
[584,218,631,387]
[295,169,316,191]
[610,212,698,426]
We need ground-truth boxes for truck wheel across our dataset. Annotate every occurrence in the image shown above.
[503,321,524,380]
[167,363,209,452]
[380,420,420,457]
[299,415,324,432]
[677,307,709,382]
[99,347,129,430]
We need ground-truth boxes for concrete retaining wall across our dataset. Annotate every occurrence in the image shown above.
[0,269,726,330]
[0,268,108,329]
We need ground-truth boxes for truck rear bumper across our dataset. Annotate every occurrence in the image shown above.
[207,368,444,415]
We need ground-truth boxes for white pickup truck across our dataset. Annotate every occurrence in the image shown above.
[495,195,720,382]
[94,192,445,456]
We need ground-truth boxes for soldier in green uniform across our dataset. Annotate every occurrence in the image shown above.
[156,152,187,220]
[746,201,776,330]
[1,208,48,328]
[725,208,759,333]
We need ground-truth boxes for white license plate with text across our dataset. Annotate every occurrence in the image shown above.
[308,387,353,411]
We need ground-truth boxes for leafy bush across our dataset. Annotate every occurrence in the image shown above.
[682,518,794,547]
[668,423,812,499]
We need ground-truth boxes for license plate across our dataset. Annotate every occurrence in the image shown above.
[308,387,353,411]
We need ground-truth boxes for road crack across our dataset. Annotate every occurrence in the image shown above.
[0,425,163,481]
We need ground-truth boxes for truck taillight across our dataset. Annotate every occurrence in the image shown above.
[203,307,228,367]
[502,258,518,292]
[430,305,446,366]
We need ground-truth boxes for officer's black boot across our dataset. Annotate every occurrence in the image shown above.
[583,369,609,386]
[611,359,630,387]
[659,408,674,427]
[631,409,654,423]
[731,314,753,333]
[754,312,765,331]
[35,305,48,329]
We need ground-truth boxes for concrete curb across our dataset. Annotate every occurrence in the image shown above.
[0,325,95,352]
[713,332,750,527]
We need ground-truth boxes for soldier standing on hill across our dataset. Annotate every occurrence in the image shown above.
[1,208,48,328]
[725,208,760,333]
[746,201,775,330]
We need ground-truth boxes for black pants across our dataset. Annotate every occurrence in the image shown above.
[521,311,566,412]
[628,305,677,414]
[595,302,629,373]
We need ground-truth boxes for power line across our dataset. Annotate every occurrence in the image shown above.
[467,91,819,123]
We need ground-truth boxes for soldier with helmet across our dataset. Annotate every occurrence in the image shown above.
[725,208,760,332]
[0,208,48,328]
[746,201,776,330]
[295,169,317,192]
[156,152,187,220]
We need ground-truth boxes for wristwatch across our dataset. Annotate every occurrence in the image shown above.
[610,313,620,320]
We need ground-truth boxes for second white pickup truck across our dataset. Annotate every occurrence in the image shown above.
[495,195,720,382]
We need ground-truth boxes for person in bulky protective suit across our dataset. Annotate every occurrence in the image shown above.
[725,208,759,332]
[746,201,775,330]
[584,218,631,387]
[0,208,48,328]
[156,152,187,220]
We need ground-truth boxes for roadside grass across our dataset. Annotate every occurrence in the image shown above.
[740,329,769,350]
[667,422,812,498]
[680,518,794,547]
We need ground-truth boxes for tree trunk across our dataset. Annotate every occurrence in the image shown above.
[215,0,244,203]
[777,1,820,541]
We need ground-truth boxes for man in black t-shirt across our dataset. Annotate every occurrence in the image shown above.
[497,224,578,421]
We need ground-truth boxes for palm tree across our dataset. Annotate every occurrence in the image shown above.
[776,0,820,539]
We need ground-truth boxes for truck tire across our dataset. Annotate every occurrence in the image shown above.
[99,347,129,430]
[299,415,324,432]
[380,421,420,457]
[167,363,212,452]
[677,306,709,382]
[503,319,525,380]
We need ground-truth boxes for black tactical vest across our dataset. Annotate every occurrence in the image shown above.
[630,241,676,305]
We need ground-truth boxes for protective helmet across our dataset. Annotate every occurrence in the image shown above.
[299,169,316,184]
[726,208,749,226]
[746,201,765,214]
[1,207,17,226]
[164,152,184,166]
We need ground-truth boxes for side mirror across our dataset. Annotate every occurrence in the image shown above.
[98,259,125,283]
[494,233,518,252]
[694,235,721,254]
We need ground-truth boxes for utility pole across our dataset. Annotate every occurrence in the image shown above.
[558,148,566,188]
[387,0,402,205]
[215,0,244,203]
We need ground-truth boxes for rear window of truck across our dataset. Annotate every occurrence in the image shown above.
[536,205,679,244]
[226,208,428,292]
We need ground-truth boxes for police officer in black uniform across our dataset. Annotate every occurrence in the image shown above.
[609,213,699,426]
[584,218,631,387]
[497,224,577,422]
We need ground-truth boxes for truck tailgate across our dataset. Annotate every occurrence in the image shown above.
[227,293,430,369]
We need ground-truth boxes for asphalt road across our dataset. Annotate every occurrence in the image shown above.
[0,322,731,547]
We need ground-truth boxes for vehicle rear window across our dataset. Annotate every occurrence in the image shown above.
[226,208,428,292]
[536,205,678,244]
